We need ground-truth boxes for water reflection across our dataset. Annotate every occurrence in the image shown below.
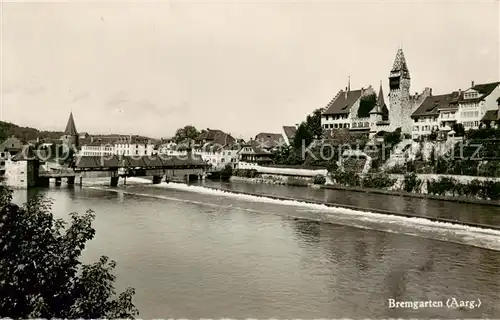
[290,218,321,245]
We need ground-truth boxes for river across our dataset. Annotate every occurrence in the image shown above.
[12,178,500,318]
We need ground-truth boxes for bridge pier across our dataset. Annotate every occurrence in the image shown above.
[55,178,62,186]
[185,174,190,184]
[36,177,50,187]
[152,175,162,184]
[110,177,119,187]
[67,177,75,185]
[79,176,83,186]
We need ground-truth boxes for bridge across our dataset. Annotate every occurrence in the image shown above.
[37,154,209,187]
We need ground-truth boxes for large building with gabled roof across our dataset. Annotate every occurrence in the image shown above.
[411,81,500,140]
[321,48,431,138]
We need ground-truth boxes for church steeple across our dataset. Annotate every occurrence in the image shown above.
[64,112,78,136]
[391,48,410,78]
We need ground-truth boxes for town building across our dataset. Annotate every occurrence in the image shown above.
[0,136,23,177]
[321,48,431,138]
[460,81,500,129]
[155,129,240,170]
[237,139,273,164]
[79,135,156,157]
[411,81,500,140]
[254,132,286,152]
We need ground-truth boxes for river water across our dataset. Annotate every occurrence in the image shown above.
[13,178,500,318]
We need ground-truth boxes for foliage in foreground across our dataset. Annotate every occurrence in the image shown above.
[0,186,138,319]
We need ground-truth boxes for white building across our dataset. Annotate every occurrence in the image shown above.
[411,81,500,140]
[458,81,500,130]
[79,135,156,157]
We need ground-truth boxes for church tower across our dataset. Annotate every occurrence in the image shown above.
[388,48,411,135]
[61,112,79,148]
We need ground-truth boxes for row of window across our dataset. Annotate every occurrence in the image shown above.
[461,111,479,118]
[463,121,479,128]
[463,92,478,99]
[353,122,370,128]
[323,123,350,129]
[413,125,438,132]
[324,114,348,121]
[461,103,478,108]
[440,112,455,119]
[415,117,438,123]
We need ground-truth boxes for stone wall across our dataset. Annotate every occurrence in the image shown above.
[4,160,36,188]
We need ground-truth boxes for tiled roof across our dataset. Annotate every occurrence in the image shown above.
[73,154,208,169]
[64,112,78,136]
[323,89,363,115]
[283,126,297,140]
[198,129,236,147]
[254,133,285,149]
[0,137,23,152]
[391,48,409,74]
[412,91,461,118]
[10,146,48,161]
[463,82,500,102]
[482,110,500,121]
[238,140,272,155]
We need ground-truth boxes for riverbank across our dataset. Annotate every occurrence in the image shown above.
[321,184,500,207]
[230,175,500,206]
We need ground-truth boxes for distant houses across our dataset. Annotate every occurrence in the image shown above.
[411,81,500,140]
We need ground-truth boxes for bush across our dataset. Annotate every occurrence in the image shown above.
[234,169,260,178]
[287,177,309,187]
[478,161,500,177]
[386,164,406,174]
[0,186,138,318]
[313,174,326,185]
[427,176,457,196]
[330,169,361,187]
[465,128,500,140]
[220,164,233,181]
[425,176,500,200]
[361,172,397,189]
[483,180,500,200]
[403,172,422,193]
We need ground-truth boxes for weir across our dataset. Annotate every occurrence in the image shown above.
[198,185,500,232]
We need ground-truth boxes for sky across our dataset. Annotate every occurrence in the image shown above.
[1,0,499,140]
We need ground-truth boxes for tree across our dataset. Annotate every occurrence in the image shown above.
[305,108,324,139]
[173,125,200,143]
[292,122,312,150]
[452,123,465,137]
[0,186,138,318]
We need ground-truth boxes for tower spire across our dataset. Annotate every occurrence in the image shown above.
[64,112,78,136]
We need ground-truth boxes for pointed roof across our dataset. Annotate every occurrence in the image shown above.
[391,48,409,74]
[370,82,386,114]
[64,112,78,136]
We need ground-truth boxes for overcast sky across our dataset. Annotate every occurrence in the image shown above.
[1,0,499,139]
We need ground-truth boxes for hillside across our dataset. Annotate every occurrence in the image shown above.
[0,121,63,143]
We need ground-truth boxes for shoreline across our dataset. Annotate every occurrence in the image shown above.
[230,175,500,207]
[321,184,500,207]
